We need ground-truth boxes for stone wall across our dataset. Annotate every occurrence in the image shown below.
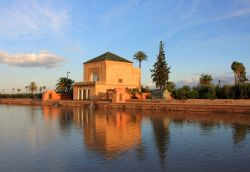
[1,98,250,113]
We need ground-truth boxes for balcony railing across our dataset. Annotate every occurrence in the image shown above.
[74,81,105,86]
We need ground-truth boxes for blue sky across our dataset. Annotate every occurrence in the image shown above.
[0,0,250,92]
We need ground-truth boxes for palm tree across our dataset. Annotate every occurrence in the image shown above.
[43,86,46,92]
[56,77,74,94]
[25,86,28,93]
[199,74,213,86]
[133,51,148,68]
[39,87,43,93]
[28,82,38,94]
[17,89,21,94]
[231,61,247,85]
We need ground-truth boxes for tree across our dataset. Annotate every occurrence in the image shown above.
[28,82,38,94]
[17,89,21,94]
[164,81,175,93]
[39,87,43,93]
[133,51,148,68]
[231,61,248,85]
[134,51,148,91]
[151,41,171,90]
[25,86,28,93]
[199,74,213,86]
[56,77,74,94]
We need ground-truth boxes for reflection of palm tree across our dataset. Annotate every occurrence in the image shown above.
[151,116,170,166]
[232,124,250,145]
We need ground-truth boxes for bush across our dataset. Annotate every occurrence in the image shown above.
[0,93,42,99]
[233,83,250,99]
[141,86,151,93]
[198,85,216,99]
[173,86,199,99]
[173,83,250,100]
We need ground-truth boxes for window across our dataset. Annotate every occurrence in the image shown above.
[118,79,123,83]
[91,72,99,81]
[119,93,123,101]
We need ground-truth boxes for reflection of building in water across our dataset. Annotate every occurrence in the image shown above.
[75,108,143,158]
[42,106,74,130]
[42,107,60,121]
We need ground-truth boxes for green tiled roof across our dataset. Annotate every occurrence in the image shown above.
[84,52,132,64]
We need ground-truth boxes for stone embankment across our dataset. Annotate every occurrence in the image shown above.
[1,98,250,113]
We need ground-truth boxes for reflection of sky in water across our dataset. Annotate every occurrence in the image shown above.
[0,105,250,172]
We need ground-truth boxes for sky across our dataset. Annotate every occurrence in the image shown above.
[0,0,250,93]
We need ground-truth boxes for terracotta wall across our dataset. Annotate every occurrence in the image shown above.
[42,90,61,101]
[112,88,131,103]
[84,60,140,88]
[42,90,71,101]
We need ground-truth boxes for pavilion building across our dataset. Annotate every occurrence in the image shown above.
[73,52,140,101]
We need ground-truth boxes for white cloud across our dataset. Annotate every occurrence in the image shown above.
[0,50,64,68]
[0,0,70,38]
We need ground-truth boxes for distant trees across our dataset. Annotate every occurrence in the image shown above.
[56,77,74,94]
[231,61,248,85]
[28,82,38,94]
[0,82,42,98]
[39,86,46,93]
[25,86,28,93]
[199,74,213,86]
[133,51,148,68]
[151,41,171,90]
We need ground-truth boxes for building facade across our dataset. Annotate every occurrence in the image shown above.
[73,52,140,100]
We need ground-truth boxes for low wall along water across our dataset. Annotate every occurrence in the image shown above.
[0,98,250,113]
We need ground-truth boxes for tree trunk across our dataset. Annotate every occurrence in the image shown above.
[234,73,236,85]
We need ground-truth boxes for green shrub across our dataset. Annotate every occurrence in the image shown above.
[172,85,199,99]
[0,93,42,99]
[233,83,250,99]
[198,85,216,99]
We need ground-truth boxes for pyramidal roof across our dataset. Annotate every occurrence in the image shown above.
[84,52,132,64]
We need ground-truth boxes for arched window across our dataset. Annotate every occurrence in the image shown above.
[91,72,99,81]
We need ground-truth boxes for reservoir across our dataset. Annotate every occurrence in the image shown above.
[0,105,250,171]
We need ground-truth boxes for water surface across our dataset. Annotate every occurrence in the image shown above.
[0,105,250,172]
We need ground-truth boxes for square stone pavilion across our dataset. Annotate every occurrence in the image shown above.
[73,52,140,100]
